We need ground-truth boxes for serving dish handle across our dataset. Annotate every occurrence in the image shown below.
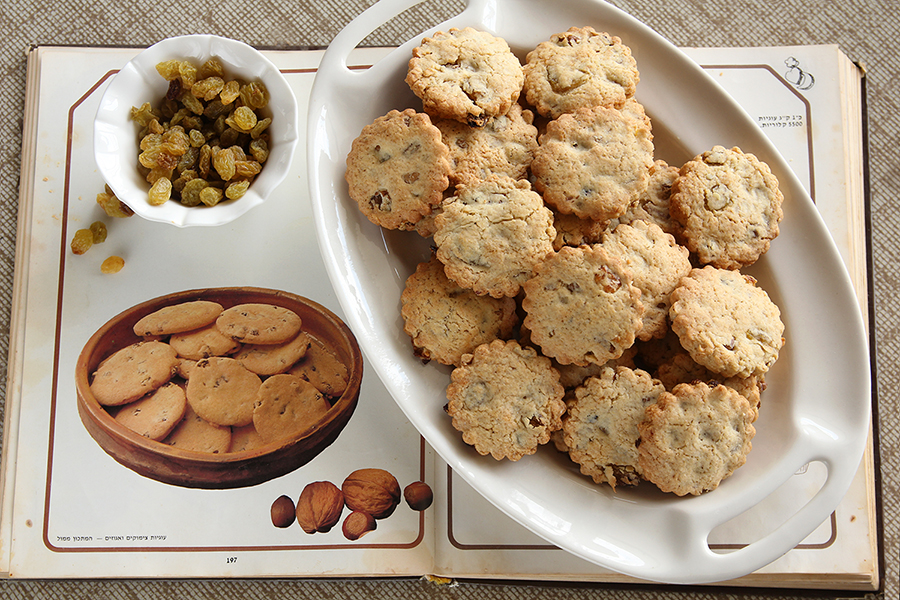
[661,429,865,583]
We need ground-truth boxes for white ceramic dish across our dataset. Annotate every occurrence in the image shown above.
[307,0,871,584]
[94,34,299,227]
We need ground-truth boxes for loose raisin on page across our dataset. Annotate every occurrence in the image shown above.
[70,229,93,255]
[100,255,125,274]
[89,221,107,244]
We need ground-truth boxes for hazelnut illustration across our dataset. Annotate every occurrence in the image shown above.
[295,481,344,534]
[341,468,401,519]
[342,510,376,540]
[403,481,433,511]
[270,495,296,528]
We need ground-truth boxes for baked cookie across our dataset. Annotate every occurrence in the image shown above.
[637,381,756,496]
[531,105,654,223]
[90,341,179,406]
[563,366,665,488]
[523,27,639,119]
[401,255,518,366]
[433,176,556,298]
[287,335,350,398]
[232,331,310,376]
[252,374,331,442]
[345,108,451,230]
[521,244,644,366]
[229,423,267,453]
[551,209,605,251]
[406,27,524,127]
[216,303,302,345]
[133,300,223,337]
[670,145,784,269]
[654,350,764,417]
[669,266,785,378]
[446,340,565,461]
[162,403,232,454]
[435,103,538,187]
[175,357,197,380]
[553,345,638,390]
[185,356,261,427]
[113,381,188,441]
[609,159,680,235]
[601,220,691,340]
[168,322,241,360]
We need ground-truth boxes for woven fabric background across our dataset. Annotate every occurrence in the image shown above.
[0,0,895,598]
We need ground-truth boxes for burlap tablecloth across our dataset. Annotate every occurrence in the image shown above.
[0,1,894,598]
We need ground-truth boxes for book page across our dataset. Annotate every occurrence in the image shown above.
[1,47,436,579]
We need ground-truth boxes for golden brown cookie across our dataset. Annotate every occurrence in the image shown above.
[345,108,451,230]
[668,266,784,378]
[435,103,538,187]
[523,27,639,118]
[433,176,556,298]
[563,366,665,488]
[215,303,302,345]
[112,381,188,441]
[168,322,241,360]
[232,331,310,376]
[446,340,565,461]
[185,356,262,427]
[531,105,654,223]
[406,27,524,127]
[522,244,644,366]
[90,340,179,406]
[670,145,784,269]
[287,334,350,398]
[637,381,756,496]
[132,300,223,337]
[252,374,331,442]
[162,403,232,454]
[400,255,518,366]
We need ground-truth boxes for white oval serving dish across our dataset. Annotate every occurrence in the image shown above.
[307,0,871,584]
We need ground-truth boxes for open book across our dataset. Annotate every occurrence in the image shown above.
[0,44,877,590]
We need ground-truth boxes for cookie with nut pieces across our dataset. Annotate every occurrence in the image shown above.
[523,26,639,119]
[637,381,756,496]
[433,175,556,298]
[345,108,451,230]
[406,27,524,127]
[670,145,783,269]
[447,339,565,461]
[522,244,644,366]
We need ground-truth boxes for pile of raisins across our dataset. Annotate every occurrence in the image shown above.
[130,58,272,207]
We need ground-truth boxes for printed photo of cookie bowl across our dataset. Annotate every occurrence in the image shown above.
[93,35,299,227]
[75,287,362,489]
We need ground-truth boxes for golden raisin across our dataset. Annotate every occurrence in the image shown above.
[148,177,173,206]
[70,228,93,255]
[199,186,224,207]
[212,147,236,181]
[89,221,107,244]
[232,106,257,131]
[181,178,208,206]
[220,80,240,104]
[225,180,250,200]
[100,255,125,274]
[96,189,134,218]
